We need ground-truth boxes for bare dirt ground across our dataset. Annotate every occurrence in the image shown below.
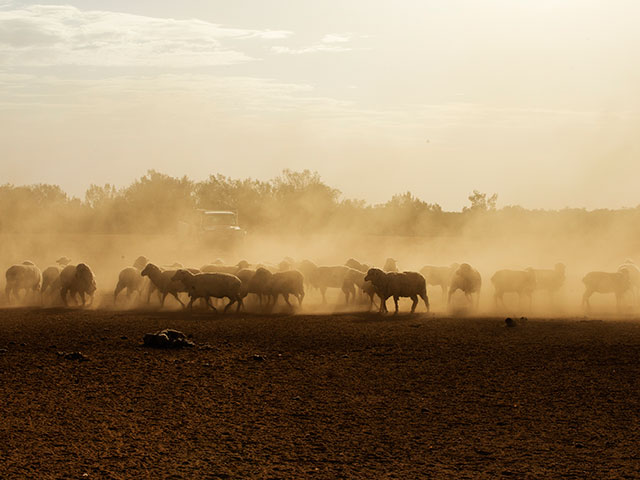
[1,309,640,479]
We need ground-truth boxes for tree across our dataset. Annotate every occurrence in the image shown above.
[464,190,498,212]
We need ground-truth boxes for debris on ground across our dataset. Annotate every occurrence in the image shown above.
[143,329,195,349]
[505,317,516,327]
[57,351,90,361]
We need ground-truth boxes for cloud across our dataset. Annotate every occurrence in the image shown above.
[0,4,291,67]
[270,44,352,55]
[321,33,352,44]
[271,32,356,55]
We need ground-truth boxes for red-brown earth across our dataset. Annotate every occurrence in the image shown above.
[1,309,639,479]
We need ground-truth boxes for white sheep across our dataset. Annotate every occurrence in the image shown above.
[278,257,296,272]
[5,261,42,305]
[296,259,318,289]
[448,263,482,310]
[200,261,247,275]
[235,268,256,299]
[133,256,149,271]
[582,270,630,311]
[617,261,640,305]
[41,265,62,297]
[172,269,243,312]
[113,266,147,305]
[420,264,459,299]
[383,258,398,272]
[268,270,305,308]
[308,265,364,303]
[59,263,97,307]
[531,263,566,293]
[245,267,273,306]
[491,269,536,309]
[140,263,188,308]
[364,268,429,314]
[345,258,370,273]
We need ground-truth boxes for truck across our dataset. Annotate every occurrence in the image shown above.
[180,210,246,249]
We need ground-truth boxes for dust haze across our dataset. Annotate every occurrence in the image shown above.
[2,170,639,316]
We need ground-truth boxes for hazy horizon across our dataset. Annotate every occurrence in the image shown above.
[2,0,639,211]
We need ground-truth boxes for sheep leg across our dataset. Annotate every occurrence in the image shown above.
[236,295,244,313]
[615,292,624,312]
[447,288,455,306]
[283,293,293,308]
[321,287,327,304]
[582,289,592,310]
[393,296,400,314]
[410,295,418,313]
[187,296,196,310]
[114,281,125,304]
[421,293,430,313]
[60,287,69,306]
[297,292,304,306]
[223,298,236,313]
[5,285,12,305]
[160,292,168,308]
[79,292,86,307]
[206,297,218,312]
[171,292,186,308]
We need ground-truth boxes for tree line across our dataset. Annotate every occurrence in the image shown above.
[1,169,638,239]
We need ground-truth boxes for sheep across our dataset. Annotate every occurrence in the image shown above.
[420,263,459,300]
[41,265,63,304]
[244,267,275,306]
[59,263,96,307]
[140,263,188,308]
[278,257,296,272]
[582,270,631,311]
[235,268,256,293]
[345,258,369,273]
[5,261,42,305]
[267,270,305,308]
[531,263,566,293]
[171,269,243,312]
[448,263,482,309]
[308,265,364,303]
[113,267,146,305]
[617,261,640,305]
[364,268,429,314]
[296,259,318,289]
[491,269,536,309]
[56,256,71,266]
[383,258,398,272]
[133,255,149,270]
[200,263,242,275]
[361,279,379,310]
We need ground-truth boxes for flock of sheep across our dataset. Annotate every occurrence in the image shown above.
[3,255,640,314]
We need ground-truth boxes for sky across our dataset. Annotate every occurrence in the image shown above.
[1,0,639,210]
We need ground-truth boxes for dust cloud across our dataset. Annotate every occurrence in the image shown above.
[1,170,639,316]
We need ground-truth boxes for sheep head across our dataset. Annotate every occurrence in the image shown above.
[364,268,386,286]
[76,263,96,294]
[171,269,191,283]
[141,263,160,277]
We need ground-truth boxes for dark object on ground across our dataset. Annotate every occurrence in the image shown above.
[143,329,195,349]
[57,351,89,361]
[252,354,265,361]
[505,317,516,327]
